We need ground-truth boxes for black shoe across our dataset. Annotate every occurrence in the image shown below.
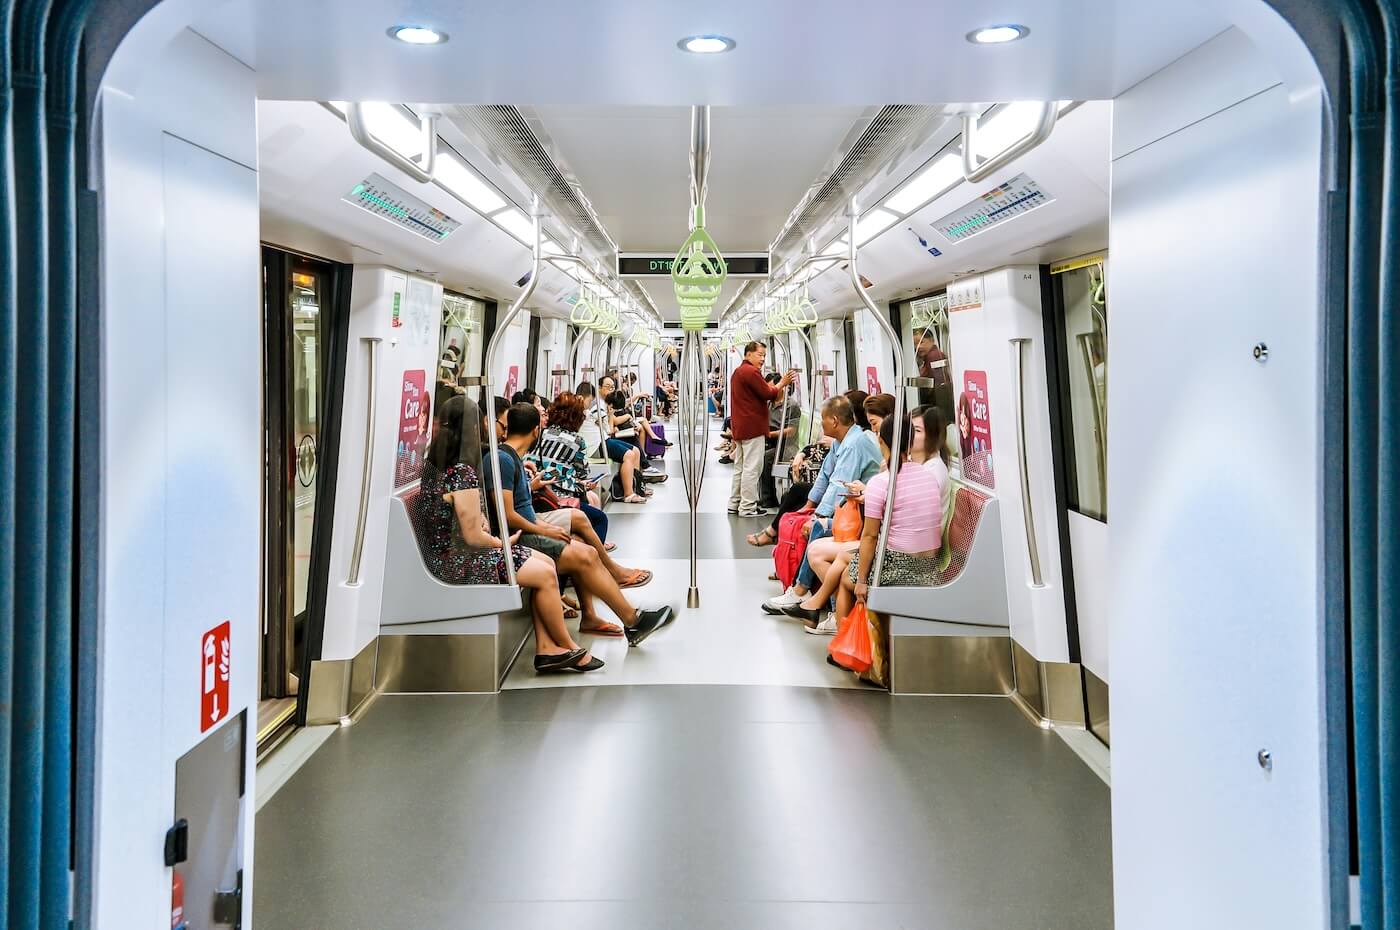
[534,647,587,672]
[779,603,822,623]
[718,456,734,465]
[625,606,674,646]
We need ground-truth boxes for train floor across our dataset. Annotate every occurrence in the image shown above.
[252,419,1115,928]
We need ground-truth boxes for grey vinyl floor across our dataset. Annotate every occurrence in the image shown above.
[254,687,1113,929]
[253,422,1115,928]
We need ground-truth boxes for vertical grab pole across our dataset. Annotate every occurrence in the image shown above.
[483,194,542,587]
[848,196,905,585]
[794,325,821,445]
[677,329,708,607]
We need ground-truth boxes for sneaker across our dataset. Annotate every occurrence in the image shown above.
[727,507,740,515]
[739,508,769,518]
[804,614,838,635]
[761,587,803,615]
[718,456,734,465]
[625,606,674,647]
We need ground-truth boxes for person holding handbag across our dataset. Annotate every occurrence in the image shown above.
[762,394,879,614]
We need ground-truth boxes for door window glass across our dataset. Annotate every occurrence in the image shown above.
[909,293,957,469]
[290,269,322,621]
[1058,262,1108,520]
[439,292,485,403]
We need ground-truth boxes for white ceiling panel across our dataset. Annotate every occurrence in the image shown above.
[198,0,1232,106]
[531,105,866,252]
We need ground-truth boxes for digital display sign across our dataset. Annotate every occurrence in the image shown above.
[619,253,769,277]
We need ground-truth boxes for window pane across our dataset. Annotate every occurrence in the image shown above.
[909,294,958,471]
[1060,264,1108,520]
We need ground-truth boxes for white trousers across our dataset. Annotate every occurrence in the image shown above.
[728,436,767,514]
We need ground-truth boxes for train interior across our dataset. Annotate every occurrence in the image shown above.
[78,1,1351,927]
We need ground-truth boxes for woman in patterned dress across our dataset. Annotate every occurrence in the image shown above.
[416,395,601,673]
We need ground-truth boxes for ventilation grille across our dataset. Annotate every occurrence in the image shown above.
[767,105,951,273]
[446,105,618,263]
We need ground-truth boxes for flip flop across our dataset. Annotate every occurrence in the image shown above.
[534,647,587,673]
[563,606,580,620]
[619,568,653,589]
[604,542,617,552]
[579,621,626,638]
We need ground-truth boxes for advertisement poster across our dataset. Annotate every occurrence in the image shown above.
[958,370,995,488]
[504,365,520,399]
[395,370,429,488]
[866,366,881,395]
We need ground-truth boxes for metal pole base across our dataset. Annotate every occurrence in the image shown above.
[687,587,701,608]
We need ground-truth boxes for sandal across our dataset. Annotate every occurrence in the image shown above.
[579,620,625,637]
[618,568,653,589]
[604,542,617,552]
[621,494,648,503]
[746,528,776,547]
[563,606,580,620]
[562,593,580,611]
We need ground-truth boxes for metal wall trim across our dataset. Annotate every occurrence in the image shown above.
[304,636,380,726]
[890,629,1015,695]
[1010,639,1087,728]
[377,633,498,694]
[1084,667,1110,747]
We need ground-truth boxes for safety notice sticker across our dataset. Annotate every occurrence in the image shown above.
[201,621,231,732]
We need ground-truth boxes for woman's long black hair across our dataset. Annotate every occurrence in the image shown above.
[427,393,483,471]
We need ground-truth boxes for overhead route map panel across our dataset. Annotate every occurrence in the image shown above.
[930,174,1053,243]
[343,172,462,242]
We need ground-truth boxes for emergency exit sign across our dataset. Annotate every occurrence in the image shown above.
[618,253,769,277]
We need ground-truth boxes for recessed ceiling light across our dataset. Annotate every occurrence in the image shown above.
[388,25,448,45]
[966,24,1029,45]
[678,34,736,54]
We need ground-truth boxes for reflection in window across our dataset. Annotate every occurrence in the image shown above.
[438,292,485,407]
[909,293,959,470]
[1058,261,1108,520]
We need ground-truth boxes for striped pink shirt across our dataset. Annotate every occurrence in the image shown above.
[863,462,943,553]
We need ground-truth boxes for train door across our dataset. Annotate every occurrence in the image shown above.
[1046,257,1110,744]
[259,246,350,752]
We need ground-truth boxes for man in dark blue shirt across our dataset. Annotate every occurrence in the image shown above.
[484,400,673,646]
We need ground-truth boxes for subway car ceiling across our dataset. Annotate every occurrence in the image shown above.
[257,98,1111,317]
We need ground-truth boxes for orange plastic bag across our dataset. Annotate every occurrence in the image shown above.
[831,499,863,543]
[829,602,873,674]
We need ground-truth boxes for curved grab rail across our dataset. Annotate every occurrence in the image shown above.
[347,336,383,585]
[346,103,438,183]
[793,326,823,446]
[482,196,542,586]
[961,102,1058,184]
[847,195,906,586]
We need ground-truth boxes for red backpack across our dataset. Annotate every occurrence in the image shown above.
[773,511,813,590]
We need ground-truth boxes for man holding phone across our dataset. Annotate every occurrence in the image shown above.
[727,341,797,517]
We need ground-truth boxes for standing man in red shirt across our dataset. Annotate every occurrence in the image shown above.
[727,341,796,516]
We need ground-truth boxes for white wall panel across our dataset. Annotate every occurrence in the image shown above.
[98,25,259,930]
[1109,45,1327,930]
[1069,512,1110,677]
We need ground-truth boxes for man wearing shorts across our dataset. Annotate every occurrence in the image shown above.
[484,401,671,644]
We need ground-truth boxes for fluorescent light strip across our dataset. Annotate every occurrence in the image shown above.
[435,154,507,213]
[884,153,963,214]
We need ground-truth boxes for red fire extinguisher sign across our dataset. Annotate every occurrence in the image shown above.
[201,621,231,732]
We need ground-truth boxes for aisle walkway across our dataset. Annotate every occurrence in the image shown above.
[503,419,855,690]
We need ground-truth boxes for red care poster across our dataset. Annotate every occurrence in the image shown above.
[395,369,428,488]
[958,370,995,488]
[865,366,881,395]
[504,365,520,399]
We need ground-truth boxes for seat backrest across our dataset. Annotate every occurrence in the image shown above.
[931,484,990,586]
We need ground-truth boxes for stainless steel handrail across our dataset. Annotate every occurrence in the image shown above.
[961,102,1057,184]
[793,326,822,445]
[482,195,543,586]
[347,336,383,585]
[1010,338,1045,586]
[770,334,794,468]
[847,195,905,586]
[1078,332,1108,514]
[676,329,710,607]
[346,103,438,184]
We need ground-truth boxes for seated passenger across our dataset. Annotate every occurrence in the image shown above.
[416,395,600,673]
[746,433,832,547]
[512,387,548,427]
[600,374,666,477]
[831,412,943,628]
[484,400,673,644]
[574,380,605,458]
[862,392,895,441]
[763,394,881,614]
[759,373,802,510]
[911,405,952,521]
